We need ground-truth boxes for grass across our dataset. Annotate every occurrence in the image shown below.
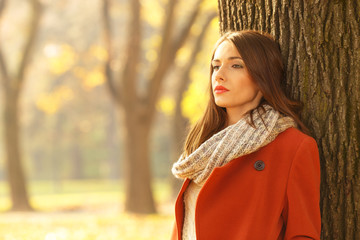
[0,180,175,240]
[0,212,174,240]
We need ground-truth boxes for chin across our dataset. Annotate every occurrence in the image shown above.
[214,100,228,108]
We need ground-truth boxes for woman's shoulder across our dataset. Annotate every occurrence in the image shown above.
[273,127,318,150]
[278,127,315,140]
[259,127,319,171]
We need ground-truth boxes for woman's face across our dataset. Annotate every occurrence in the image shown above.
[211,40,263,119]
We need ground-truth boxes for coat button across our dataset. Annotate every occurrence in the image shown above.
[254,160,265,171]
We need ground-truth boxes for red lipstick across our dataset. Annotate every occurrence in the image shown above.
[214,85,229,94]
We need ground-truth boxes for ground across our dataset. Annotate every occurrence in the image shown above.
[0,180,174,240]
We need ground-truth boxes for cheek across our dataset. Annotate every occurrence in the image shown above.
[236,78,260,97]
[247,82,259,93]
[211,76,216,89]
[243,75,259,91]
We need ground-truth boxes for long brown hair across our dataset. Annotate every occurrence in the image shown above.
[184,30,308,156]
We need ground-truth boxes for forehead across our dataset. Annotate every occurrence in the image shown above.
[213,40,241,60]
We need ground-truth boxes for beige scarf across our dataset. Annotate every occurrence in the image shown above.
[172,105,296,185]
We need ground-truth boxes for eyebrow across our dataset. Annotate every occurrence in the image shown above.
[212,56,243,62]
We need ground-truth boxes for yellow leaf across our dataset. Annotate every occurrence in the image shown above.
[157,97,175,116]
[81,68,105,90]
[150,35,162,49]
[181,69,209,124]
[44,44,77,75]
[36,95,58,115]
[146,49,158,62]
[90,45,108,61]
[175,47,191,67]
[36,86,74,115]
[201,0,218,11]
[141,0,164,28]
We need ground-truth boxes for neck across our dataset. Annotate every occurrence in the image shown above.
[226,108,248,126]
[225,98,263,126]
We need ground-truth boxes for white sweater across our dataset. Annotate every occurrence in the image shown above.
[182,181,203,240]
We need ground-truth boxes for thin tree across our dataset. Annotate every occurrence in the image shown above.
[218,0,360,239]
[102,0,204,213]
[0,0,42,211]
[171,12,217,197]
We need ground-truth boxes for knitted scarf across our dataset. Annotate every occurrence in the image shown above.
[172,105,296,185]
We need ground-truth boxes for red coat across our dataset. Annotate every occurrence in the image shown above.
[171,128,321,240]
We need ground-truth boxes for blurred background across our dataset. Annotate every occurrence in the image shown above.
[0,0,219,239]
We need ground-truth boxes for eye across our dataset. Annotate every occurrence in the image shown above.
[232,64,244,69]
[212,65,220,70]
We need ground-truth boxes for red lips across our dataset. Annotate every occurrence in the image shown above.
[214,85,229,94]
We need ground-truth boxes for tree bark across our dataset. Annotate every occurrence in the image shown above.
[218,0,360,239]
[0,0,42,211]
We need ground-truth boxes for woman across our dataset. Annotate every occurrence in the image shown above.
[171,30,321,240]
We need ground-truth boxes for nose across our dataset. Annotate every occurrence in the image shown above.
[213,67,225,82]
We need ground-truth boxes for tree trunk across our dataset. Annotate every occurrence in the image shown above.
[3,89,32,211]
[218,0,360,239]
[123,106,156,213]
[171,12,217,197]
[102,0,204,213]
[171,100,189,198]
[0,0,42,211]
[106,106,120,180]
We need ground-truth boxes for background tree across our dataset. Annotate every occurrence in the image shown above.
[102,0,206,213]
[0,0,42,211]
[170,12,217,197]
[217,0,359,239]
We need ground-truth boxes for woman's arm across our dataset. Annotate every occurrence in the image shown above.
[282,137,321,240]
